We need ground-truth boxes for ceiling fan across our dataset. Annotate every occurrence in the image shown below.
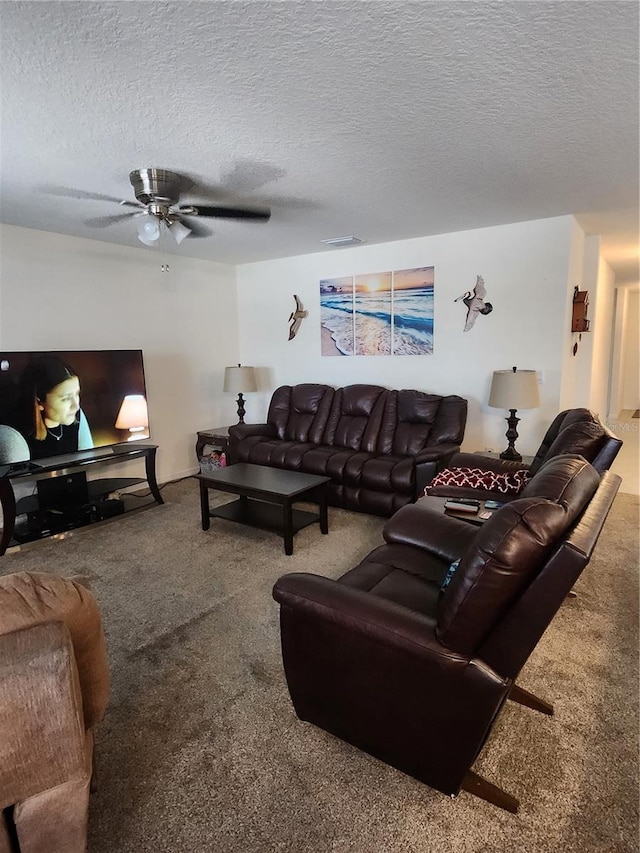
[79,168,271,245]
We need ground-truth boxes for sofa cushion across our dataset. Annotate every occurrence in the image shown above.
[377,391,468,456]
[520,454,598,504]
[528,409,606,475]
[322,386,388,451]
[339,543,445,615]
[297,445,352,476]
[238,438,316,469]
[268,384,334,443]
[359,455,415,494]
[377,390,440,455]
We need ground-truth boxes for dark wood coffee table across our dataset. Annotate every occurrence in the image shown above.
[196,463,330,555]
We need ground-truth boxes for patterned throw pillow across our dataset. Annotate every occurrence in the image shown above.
[428,466,530,494]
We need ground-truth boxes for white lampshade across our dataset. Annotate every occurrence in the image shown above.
[115,394,149,440]
[488,368,540,410]
[169,219,191,245]
[137,215,161,246]
[223,365,258,394]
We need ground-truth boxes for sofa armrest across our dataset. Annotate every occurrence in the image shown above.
[273,573,468,667]
[382,504,477,561]
[227,423,277,461]
[413,442,463,493]
[228,422,276,442]
[414,442,463,466]
[0,622,88,809]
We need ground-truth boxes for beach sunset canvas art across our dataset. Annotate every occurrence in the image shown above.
[320,267,434,356]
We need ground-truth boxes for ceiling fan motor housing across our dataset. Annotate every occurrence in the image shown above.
[129,168,185,207]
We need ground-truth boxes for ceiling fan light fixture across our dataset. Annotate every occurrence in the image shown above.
[137,214,161,245]
[169,219,191,245]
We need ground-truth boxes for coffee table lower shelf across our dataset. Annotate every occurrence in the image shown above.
[210,498,321,542]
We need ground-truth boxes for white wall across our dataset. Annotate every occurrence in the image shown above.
[0,224,239,481]
[559,218,589,409]
[236,216,579,456]
[609,287,628,418]
[571,235,599,407]
[621,289,639,410]
[589,250,616,418]
[562,233,617,418]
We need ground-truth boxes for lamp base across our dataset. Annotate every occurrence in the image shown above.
[500,409,522,461]
[236,393,246,424]
[499,446,523,462]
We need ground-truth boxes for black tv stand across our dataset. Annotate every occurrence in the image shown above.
[0,444,163,555]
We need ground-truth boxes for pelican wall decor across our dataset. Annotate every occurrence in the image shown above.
[455,275,493,331]
[288,294,308,340]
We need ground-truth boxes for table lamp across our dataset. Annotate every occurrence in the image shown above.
[223,364,258,424]
[488,367,540,461]
[115,394,149,440]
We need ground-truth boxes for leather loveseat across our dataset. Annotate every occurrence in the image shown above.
[228,384,468,516]
[272,455,621,812]
[426,407,622,503]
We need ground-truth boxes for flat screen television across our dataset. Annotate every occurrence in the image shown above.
[0,350,149,470]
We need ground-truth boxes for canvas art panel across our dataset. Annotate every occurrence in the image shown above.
[320,277,354,356]
[355,272,392,355]
[320,267,434,356]
[392,267,434,354]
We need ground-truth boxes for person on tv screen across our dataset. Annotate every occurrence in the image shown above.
[18,356,93,459]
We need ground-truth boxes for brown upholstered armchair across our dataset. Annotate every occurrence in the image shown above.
[272,456,621,812]
[426,408,622,503]
[0,572,110,853]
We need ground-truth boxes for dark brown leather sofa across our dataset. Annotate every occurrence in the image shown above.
[228,383,467,515]
[426,407,622,503]
[272,455,621,812]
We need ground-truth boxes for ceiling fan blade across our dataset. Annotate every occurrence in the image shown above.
[84,212,140,228]
[175,216,213,238]
[42,185,142,207]
[181,204,271,221]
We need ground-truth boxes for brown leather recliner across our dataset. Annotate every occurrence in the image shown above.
[272,456,621,812]
[0,572,110,853]
[426,408,622,503]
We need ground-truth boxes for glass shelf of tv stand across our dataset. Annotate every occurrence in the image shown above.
[0,444,163,555]
[3,443,157,480]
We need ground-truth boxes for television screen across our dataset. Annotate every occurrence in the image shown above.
[0,350,149,467]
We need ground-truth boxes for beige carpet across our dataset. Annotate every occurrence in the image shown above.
[1,480,638,852]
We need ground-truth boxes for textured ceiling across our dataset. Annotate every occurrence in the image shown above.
[1,1,638,282]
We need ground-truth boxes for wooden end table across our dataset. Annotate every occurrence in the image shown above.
[196,426,231,461]
[196,463,330,555]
